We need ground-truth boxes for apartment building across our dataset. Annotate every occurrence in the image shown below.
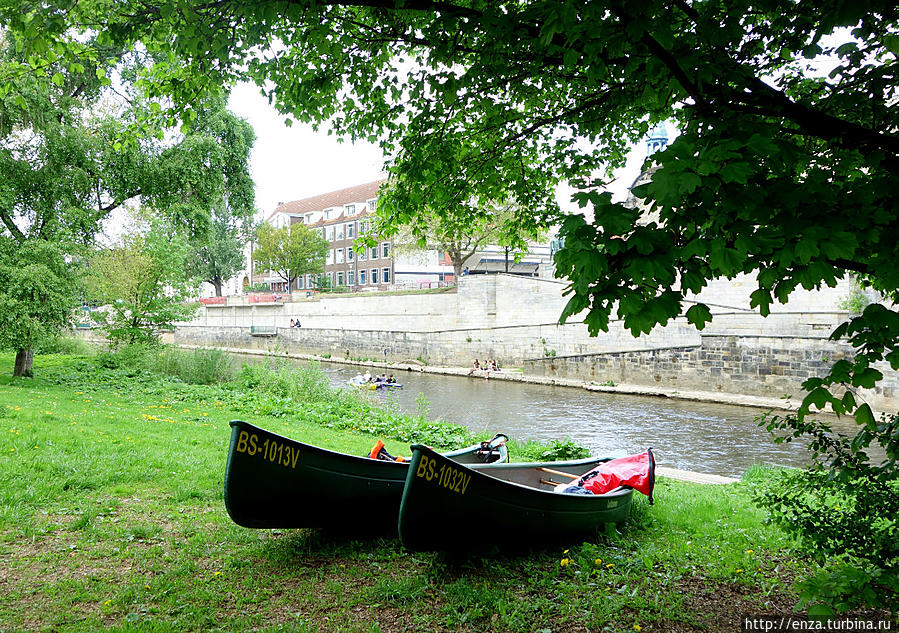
[265,180,399,291]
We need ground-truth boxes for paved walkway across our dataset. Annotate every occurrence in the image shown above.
[655,466,739,485]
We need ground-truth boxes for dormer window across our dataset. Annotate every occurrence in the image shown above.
[345,204,356,214]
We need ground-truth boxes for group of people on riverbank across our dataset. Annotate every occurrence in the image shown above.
[468,358,500,379]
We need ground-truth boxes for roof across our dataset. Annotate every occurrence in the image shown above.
[268,179,387,221]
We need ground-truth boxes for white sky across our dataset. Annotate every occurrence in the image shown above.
[227,83,386,216]
[227,81,652,219]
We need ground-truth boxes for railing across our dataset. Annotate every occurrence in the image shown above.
[249,325,278,336]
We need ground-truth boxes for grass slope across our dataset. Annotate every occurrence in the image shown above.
[0,350,810,632]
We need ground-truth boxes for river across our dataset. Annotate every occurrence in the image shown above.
[307,363,866,478]
[236,353,862,477]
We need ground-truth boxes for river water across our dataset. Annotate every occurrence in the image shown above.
[236,353,862,477]
[299,363,864,478]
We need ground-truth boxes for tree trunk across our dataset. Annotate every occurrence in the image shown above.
[213,277,223,297]
[13,348,34,378]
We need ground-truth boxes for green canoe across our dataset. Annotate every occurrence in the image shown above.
[223,420,508,531]
[398,444,637,551]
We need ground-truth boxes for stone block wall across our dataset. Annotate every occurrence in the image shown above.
[173,273,899,410]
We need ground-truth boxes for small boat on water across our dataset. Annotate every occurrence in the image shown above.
[398,445,654,551]
[223,420,508,531]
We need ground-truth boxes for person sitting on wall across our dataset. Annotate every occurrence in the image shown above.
[468,359,481,375]
[491,359,499,371]
[294,319,301,328]
[289,318,295,327]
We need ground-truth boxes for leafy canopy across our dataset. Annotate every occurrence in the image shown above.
[253,222,329,289]
[86,215,198,346]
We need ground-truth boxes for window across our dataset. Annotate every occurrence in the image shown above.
[337,271,344,287]
[359,220,367,235]
[298,276,305,289]
[326,249,334,265]
[359,269,366,285]
[346,222,355,239]
[358,248,366,261]
[367,198,377,213]
[345,204,355,214]
[382,267,391,284]
[336,248,344,264]
[381,242,390,258]
[347,247,354,262]
[326,226,334,241]
[371,268,379,284]
[370,246,379,260]
[347,269,355,286]
[328,272,333,286]
[336,225,344,240]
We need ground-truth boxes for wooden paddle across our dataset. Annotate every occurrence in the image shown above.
[536,467,579,480]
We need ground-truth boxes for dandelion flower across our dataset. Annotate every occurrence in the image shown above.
[735,568,743,573]
[745,549,754,554]
[606,563,615,569]
[560,558,570,567]
[214,571,221,576]
[594,558,602,565]
[104,600,111,607]
[634,625,642,632]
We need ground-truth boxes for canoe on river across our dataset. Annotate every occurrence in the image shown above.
[223,420,508,531]
[398,444,649,551]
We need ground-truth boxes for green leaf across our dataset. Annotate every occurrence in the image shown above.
[854,403,876,430]
[685,303,712,329]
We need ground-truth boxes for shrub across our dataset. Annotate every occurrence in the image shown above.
[755,411,899,615]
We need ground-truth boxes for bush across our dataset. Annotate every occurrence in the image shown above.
[756,411,899,615]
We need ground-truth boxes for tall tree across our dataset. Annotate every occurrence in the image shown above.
[185,101,257,297]
[253,223,329,292]
[0,27,255,375]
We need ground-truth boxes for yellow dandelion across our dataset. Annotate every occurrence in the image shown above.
[606,563,614,569]
[560,558,570,567]
[145,585,150,590]
[104,600,111,607]
[745,549,754,554]
[633,625,642,632]
[594,558,602,565]
[214,571,221,576]
[735,568,743,573]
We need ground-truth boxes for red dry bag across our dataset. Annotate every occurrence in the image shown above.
[578,448,655,503]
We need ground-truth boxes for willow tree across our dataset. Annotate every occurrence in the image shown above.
[0,28,254,376]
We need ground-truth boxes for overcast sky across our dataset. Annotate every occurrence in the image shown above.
[227,82,651,219]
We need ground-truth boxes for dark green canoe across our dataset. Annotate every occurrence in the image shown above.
[223,420,508,531]
[398,444,636,551]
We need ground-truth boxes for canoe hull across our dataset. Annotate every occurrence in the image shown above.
[224,421,506,532]
[398,445,634,551]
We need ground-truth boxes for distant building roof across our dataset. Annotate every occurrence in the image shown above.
[268,179,387,221]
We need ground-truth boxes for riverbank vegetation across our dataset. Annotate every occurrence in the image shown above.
[0,345,849,631]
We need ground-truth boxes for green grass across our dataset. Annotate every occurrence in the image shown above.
[0,348,813,632]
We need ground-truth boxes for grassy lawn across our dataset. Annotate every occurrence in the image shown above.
[0,348,811,632]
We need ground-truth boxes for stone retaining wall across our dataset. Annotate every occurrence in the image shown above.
[172,273,899,410]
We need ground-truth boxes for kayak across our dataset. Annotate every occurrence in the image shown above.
[398,444,651,551]
[223,420,508,531]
